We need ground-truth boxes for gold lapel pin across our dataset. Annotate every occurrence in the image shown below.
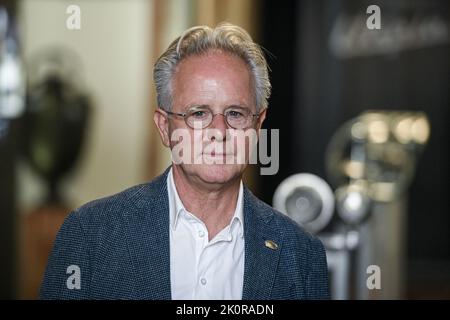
[265,240,278,250]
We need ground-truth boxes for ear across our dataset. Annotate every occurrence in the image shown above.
[255,108,267,134]
[153,108,171,147]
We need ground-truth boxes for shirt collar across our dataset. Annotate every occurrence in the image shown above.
[167,168,244,238]
[167,168,184,231]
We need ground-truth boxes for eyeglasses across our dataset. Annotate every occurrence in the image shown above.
[164,105,261,129]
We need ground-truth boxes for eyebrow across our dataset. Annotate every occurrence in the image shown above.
[226,105,249,110]
[187,104,210,110]
[185,104,251,110]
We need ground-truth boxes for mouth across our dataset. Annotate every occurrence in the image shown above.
[203,152,231,156]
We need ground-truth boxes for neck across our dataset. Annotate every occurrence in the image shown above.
[171,165,241,240]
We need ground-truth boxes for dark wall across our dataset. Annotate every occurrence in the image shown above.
[258,0,299,204]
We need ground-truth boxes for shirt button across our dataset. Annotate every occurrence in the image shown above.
[200,278,207,285]
[198,230,205,238]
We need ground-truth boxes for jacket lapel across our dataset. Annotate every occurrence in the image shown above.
[123,168,172,299]
[242,187,283,300]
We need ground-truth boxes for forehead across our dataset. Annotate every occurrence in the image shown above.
[172,51,254,108]
[176,50,249,75]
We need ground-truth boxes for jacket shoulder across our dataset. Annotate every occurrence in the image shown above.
[71,169,168,229]
[73,183,149,222]
[40,172,169,299]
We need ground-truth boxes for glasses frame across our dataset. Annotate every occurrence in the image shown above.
[164,106,262,130]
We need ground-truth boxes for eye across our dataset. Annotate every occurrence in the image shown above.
[192,111,206,117]
[227,110,245,118]
[189,109,209,119]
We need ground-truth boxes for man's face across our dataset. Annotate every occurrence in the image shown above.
[154,51,266,187]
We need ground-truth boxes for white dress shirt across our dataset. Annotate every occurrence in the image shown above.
[167,168,245,300]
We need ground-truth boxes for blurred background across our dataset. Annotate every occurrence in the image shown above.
[0,0,448,299]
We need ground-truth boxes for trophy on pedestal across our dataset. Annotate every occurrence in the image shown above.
[19,46,91,298]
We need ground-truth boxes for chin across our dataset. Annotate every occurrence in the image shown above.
[185,163,245,185]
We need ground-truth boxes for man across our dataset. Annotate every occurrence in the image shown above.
[40,23,329,300]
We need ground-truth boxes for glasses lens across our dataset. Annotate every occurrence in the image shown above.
[186,107,212,129]
[226,108,251,129]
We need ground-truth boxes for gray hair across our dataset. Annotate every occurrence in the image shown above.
[153,22,271,111]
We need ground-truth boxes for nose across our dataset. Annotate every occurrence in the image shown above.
[208,113,228,141]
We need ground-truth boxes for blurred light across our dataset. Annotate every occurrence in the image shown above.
[326,110,430,203]
[411,116,430,144]
[384,142,407,166]
[367,119,389,143]
[329,234,346,249]
[351,121,367,140]
[343,160,365,179]
[370,182,396,202]
[346,230,360,249]
[394,116,414,144]
[0,40,25,119]
[336,184,371,225]
[344,191,363,212]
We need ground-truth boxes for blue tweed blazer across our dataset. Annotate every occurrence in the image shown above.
[40,167,330,300]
